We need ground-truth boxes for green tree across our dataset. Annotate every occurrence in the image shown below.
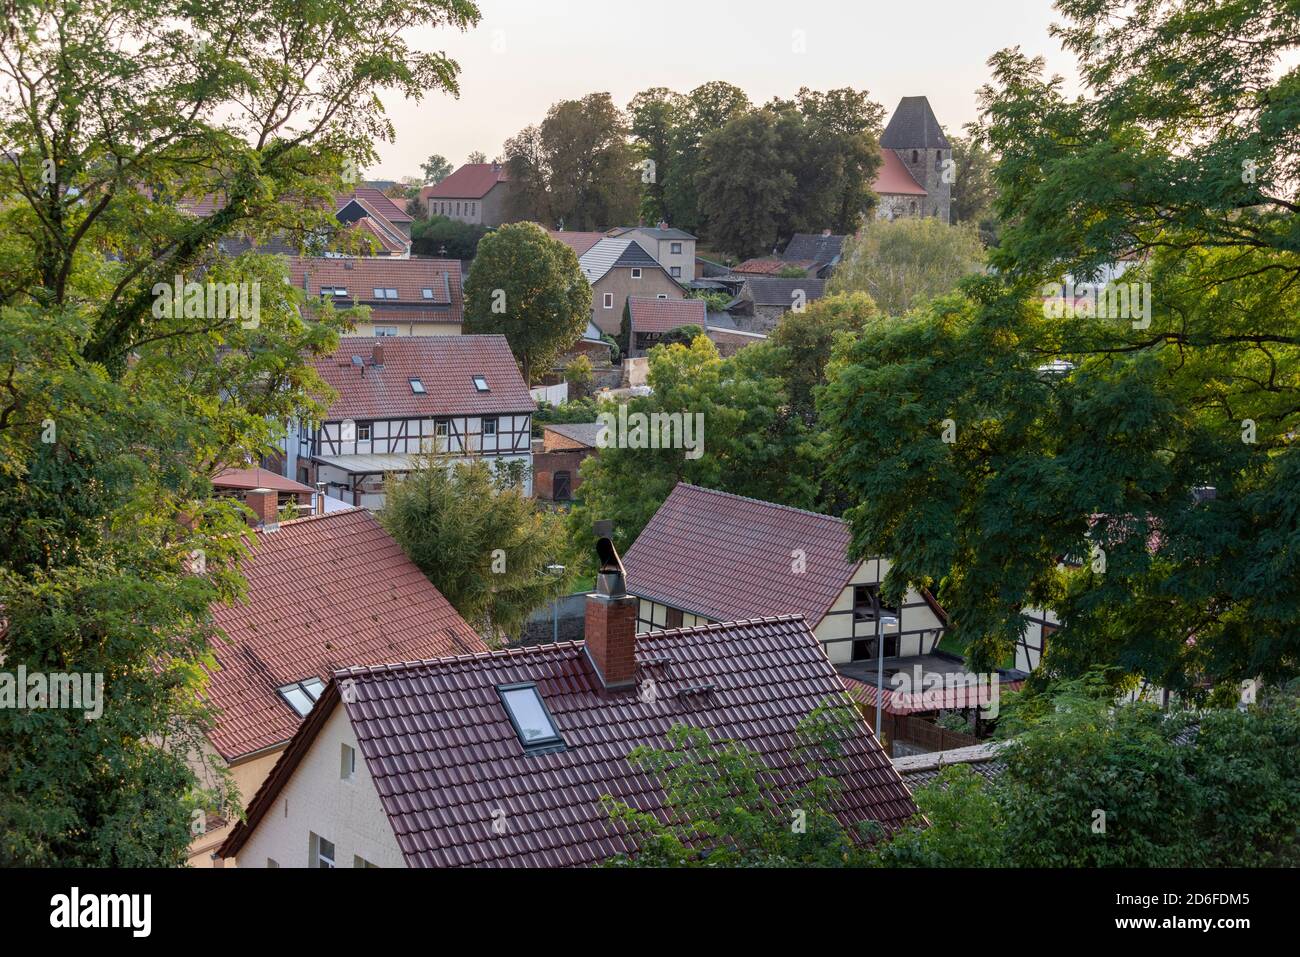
[503,93,640,230]
[627,87,686,223]
[380,458,574,640]
[787,88,884,235]
[421,154,453,183]
[411,215,489,259]
[568,336,818,562]
[868,764,1006,868]
[564,353,594,399]
[768,292,877,425]
[602,703,872,867]
[828,217,985,316]
[464,223,591,383]
[663,81,752,233]
[947,130,998,244]
[696,109,794,258]
[820,0,1300,691]
[0,0,476,864]
[466,150,488,165]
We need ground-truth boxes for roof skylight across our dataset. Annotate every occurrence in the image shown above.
[409,378,426,394]
[278,677,326,717]
[472,376,489,392]
[498,683,564,751]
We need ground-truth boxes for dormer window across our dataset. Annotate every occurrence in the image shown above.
[472,376,489,392]
[409,378,425,394]
[498,683,564,752]
[278,677,326,718]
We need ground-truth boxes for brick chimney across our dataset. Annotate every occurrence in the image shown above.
[371,341,385,367]
[245,487,279,526]
[585,536,637,689]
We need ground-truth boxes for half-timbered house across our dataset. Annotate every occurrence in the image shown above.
[291,336,535,507]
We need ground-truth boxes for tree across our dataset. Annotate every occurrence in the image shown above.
[768,293,877,425]
[421,154,453,184]
[463,223,591,383]
[828,217,985,316]
[696,109,795,258]
[662,81,752,233]
[502,93,639,230]
[0,0,478,865]
[567,336,818,563]
[380,458,573,640]
[820,0,1300,692]
[564,353,594,399]
[868,764,1006,868]
[602,703,873,867]
[466,150,487,165]
[788,87,884,234]
[411,215,489,259]
[947,130,998,244]
[627,87,686,223]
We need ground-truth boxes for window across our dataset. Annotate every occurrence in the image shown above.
[665,607,683,628]
[356,421,372,442]
[409,378,426,394]
[435,420,449,438]
[277,677,325,718]
[656,293,668,299]
[670,266,681,278]
[456,202,461,215]
[472,376,489,392]
[422,288,434,299]
[670,242,682,254]
[602,292,614,309]
[341,743,356,781]
[310,833,336,869]
[374,326,398,337]
[372,288,384,298]
[936,150,942,166]
[631,268,642,279]
[354,856,379,869]
[852,584,899,624]
[498,683,564,751]
[372,288,398,299]
[851,634,899,662]
[482,417,496,436]
[911,150,919,163]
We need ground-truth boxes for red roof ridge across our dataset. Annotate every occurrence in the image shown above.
[634,613,808,642]
[265,507,367,531]
[672,482,847,526]
[331,639,589,678]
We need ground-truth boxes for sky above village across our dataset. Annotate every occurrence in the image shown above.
[370,0,1080,181]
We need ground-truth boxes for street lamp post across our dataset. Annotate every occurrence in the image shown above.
[875,610,899,748]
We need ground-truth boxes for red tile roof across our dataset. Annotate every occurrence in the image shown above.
[545,229,607,258]
[734,258,816,275]
[873,149,928,196]
[627,296,707,334]
[841,674,1025,716]
[311,336,535,421]
[338,187,413,223]
[623,483,859,626]
[220,614,918,866]
[206,509,486,760]
[288,257,463,324]
[421,164,509,200]
[212,467,315,495]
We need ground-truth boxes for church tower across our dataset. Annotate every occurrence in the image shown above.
[880,96,952,222]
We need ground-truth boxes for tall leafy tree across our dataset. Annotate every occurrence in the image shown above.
[662,81,751,233]
[463,222,591,383]
[696,109,795,258]
[947,129,999,244]
[828,217,985,316]
[627,87,686,224]
[789,87,885,234]
[0,0,479,864]
[820,0,1300,693]
[421,154,453,183]
[380,458,574,641]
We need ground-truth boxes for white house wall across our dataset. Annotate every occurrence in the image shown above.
[231,705,406,869]
[814,558,945,665]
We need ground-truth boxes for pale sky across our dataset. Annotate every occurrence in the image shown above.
[370,0,1080,180]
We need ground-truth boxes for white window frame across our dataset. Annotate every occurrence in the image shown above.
[631,268,642,279]
[341,743,356,781]
[602,293,614,309]
[670,242,683,254]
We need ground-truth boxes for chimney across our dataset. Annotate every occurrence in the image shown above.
[245,487,279,526]
[584,536,637,689]
[371,342,384,367]
[657,220,668,231]
[315,481,327,515]
[822,228,832,236]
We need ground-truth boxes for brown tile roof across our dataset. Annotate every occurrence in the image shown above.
[338,187,413,223]
[220,614,918,866]
[347,216,409,255]
[627,296,706,335]
[311,335,535,421]
[421,163,509,200]
[623,483,858,626]
[840,674,1025,717]
[206,509,486,761]
[288,256,463,324]
[545,229,607,258]
[734,257,815,275]
[211,467,315,495]
[873,149,928,196]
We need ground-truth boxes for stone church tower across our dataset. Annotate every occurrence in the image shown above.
[879,96,952,222]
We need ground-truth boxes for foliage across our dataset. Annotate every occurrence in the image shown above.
[601,703,871,867]
[868,764,1007,868]
[411,215,489,259]
[379,457,574,640]
[421,154,453,184]
[688,289,732,313]
[696,110,795,259]
[463,223,591,383]
[828,217,985,317]
[766,292,876,426]
[820,0,1300,691]
[0,0,479,863]
[947,130,999,245]
[626,87,686,223]
[503,93,640,230]
[532,396,600,438]
[466,150,488,165]
[567,336,818,566]
[657,325,705,349]
[660,81,752,234]
[564,353,594,399]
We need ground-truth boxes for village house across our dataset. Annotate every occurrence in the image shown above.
[579,237,686,337]
[186,507,487,866]
[621,483,948,665]
[873,96,952,222]
[289,256,463,337]
[211,466,320,523]
[419,163,513,226]
[726,276,827,333]
[287,335,535,505]
[215,540,918,867]
[532,422,600,503]
[607,224,697,281]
